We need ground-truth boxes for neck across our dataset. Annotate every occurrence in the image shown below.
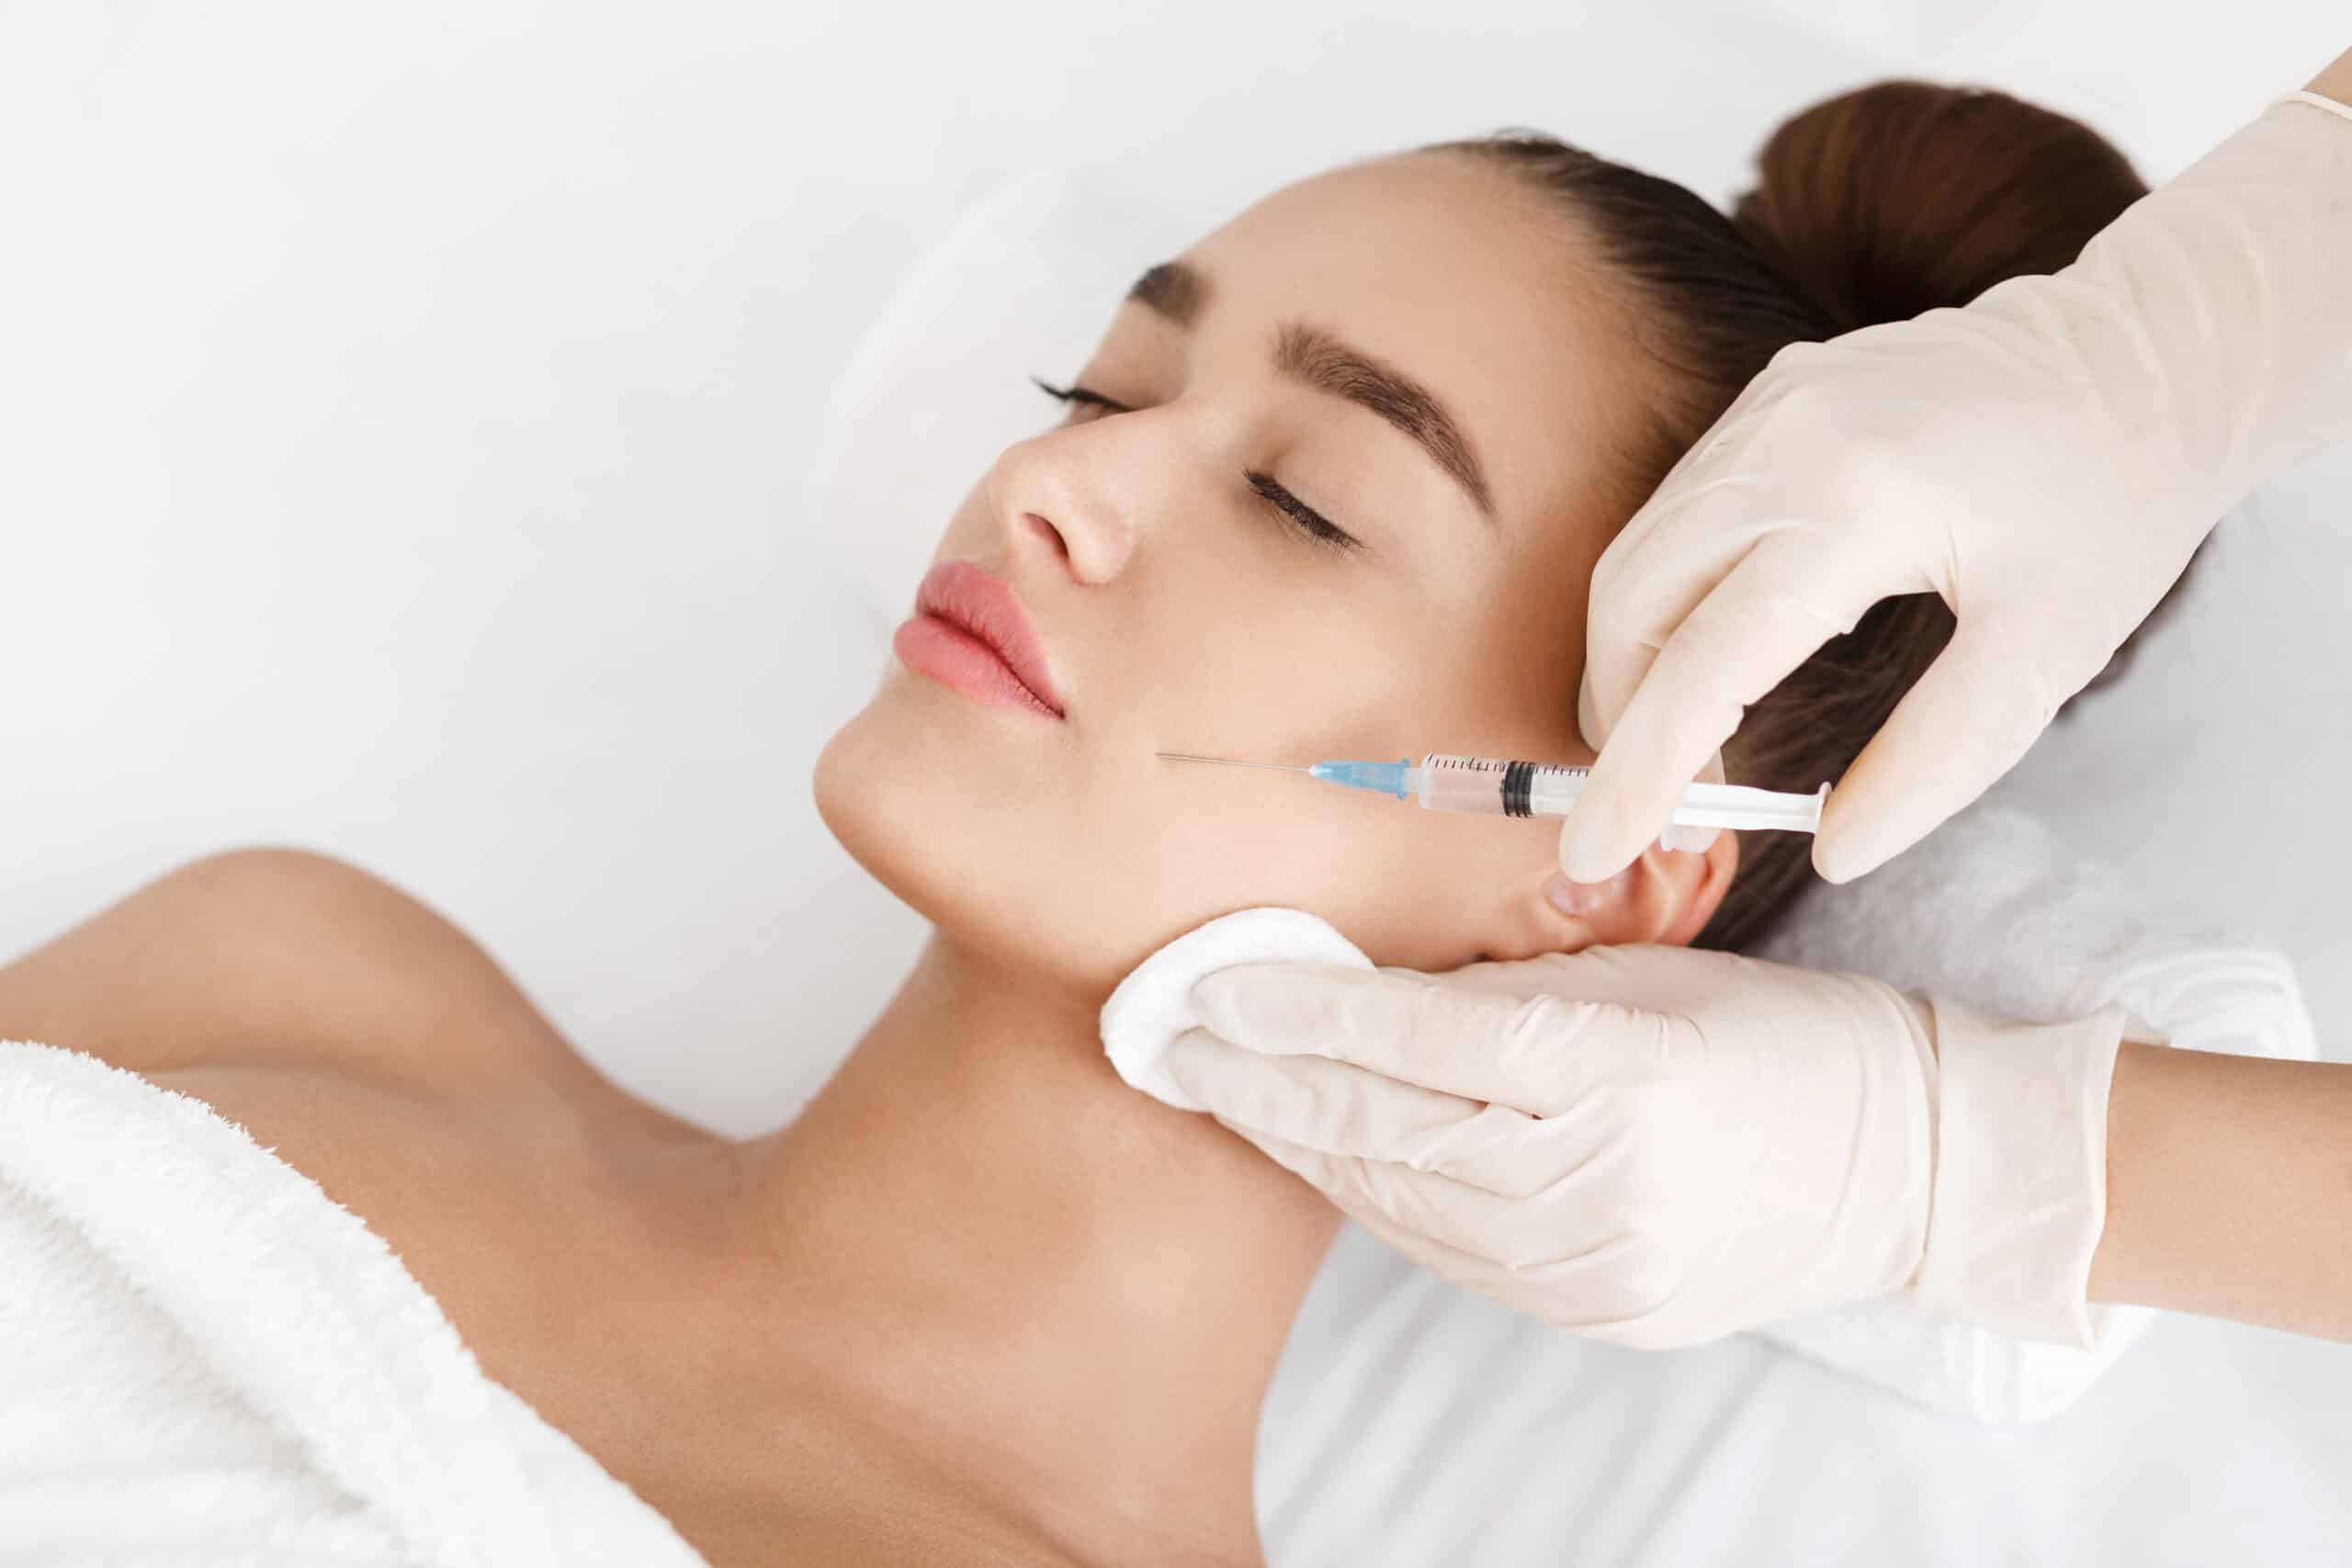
[714,933,1339,1561]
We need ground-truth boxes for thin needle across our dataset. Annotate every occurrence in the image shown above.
[1154,752,1312,773]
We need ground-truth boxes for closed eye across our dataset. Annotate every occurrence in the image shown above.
[1242,470,1358,552]
[1030,375,1128,419]
[1030,376,1363,553]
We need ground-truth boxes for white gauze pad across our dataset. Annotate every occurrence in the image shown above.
[1099,907,1374,1111]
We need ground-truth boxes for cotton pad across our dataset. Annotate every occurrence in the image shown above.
[1099,907,1374,1112]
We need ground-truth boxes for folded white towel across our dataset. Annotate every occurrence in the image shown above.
[0,1039,709,1566]
[1101,803,2319,1425]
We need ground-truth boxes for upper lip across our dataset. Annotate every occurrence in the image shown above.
[914,560,1066,716]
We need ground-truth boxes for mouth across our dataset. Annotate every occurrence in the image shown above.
[894,560,1067,719]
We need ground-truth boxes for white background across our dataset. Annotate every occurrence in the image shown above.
[3,0,2342,1133]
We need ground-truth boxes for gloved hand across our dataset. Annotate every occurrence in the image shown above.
[1559,90,2352,887]
[1160,942,2131,1349]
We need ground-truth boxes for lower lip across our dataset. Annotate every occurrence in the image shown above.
[892,615,1064,718]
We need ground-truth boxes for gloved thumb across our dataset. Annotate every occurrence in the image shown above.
[1577,648,1631,755]
[1556,744,1727,871]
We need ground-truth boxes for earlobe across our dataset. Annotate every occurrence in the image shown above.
[1534,829,1739,951]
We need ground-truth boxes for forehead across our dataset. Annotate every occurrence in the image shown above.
[1182,152,1643,528]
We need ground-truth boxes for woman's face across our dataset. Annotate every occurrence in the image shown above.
[818,151,1723,991]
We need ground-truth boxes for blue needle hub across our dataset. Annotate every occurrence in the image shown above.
[1307,758,1414,799]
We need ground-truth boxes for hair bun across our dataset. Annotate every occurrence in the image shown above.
[1730,80,2147,333]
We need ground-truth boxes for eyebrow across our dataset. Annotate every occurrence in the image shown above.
[1125,260,1497,523]
[1125,261,1207,330]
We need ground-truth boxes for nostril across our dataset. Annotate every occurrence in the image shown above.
[1022,512,1072,563]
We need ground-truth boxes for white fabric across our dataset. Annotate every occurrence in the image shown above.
[0,1040,707,1568]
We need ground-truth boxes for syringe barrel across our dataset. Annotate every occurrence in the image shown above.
[1411,753,1589,817]
[1411,752,1829,833]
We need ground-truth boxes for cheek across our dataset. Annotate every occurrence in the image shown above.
[814,670,1510,993]
[814,667,1306,994]
[1108,742,1559,974]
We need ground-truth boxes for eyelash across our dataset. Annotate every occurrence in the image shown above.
[1029,376,1362,552]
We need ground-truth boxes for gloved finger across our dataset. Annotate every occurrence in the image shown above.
[1231,1123,1688,1335]
[1163,1022,1636,1201]
[1574,477,1743,862]
[1158,1025,1510,1162]
[1811,610,2101,883]
[1576,459,1776,756]
[1558,534,1883,883]
[1575,660,1616,758]
[1570,706,1726,855]
[1412,942,1757,1013]
[1228,1119,1525,1275]
[1189,962,1671,1118]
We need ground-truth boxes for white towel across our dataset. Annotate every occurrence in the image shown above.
[0,1039,709,1566]
[1102,802,2319,1424]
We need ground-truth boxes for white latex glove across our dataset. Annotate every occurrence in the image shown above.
[1559,90,2352,887]
[1159,944,2130,1350]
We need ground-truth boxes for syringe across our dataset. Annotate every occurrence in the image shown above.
[1157,751,1829,834]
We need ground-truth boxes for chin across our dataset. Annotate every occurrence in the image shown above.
[813,693,951,925]
[812,680,1131,993]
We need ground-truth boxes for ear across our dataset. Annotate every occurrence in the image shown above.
[1523,829,1740,953]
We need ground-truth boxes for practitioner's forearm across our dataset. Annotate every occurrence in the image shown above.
[2087,1042,2352,1340]
[2085,45,2352,1336]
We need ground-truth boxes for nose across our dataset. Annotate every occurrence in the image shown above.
[987,430,1141,585]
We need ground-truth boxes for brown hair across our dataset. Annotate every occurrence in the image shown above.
[1424,80,2198,952]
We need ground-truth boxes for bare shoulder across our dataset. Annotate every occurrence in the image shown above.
[0,844,584,1095]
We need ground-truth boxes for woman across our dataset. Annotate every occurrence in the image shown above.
[0,81,2176,1564]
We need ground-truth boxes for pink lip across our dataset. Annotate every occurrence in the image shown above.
[893,560,1066,719]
